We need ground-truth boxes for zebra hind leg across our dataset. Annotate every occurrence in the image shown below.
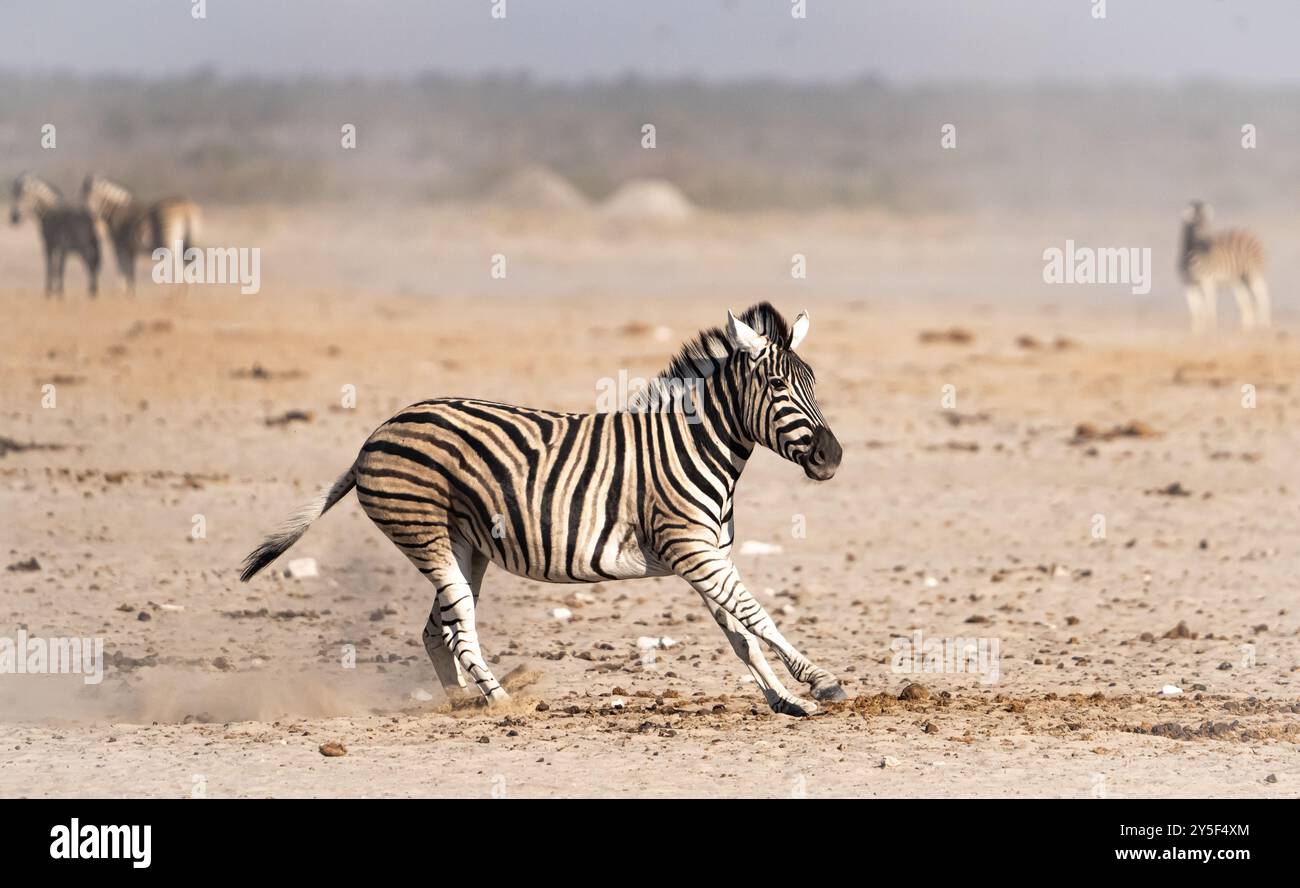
[428,541,507,705]
[421,549,489,696]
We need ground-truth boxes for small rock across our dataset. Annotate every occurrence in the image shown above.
[550,607,572,621]
[899,682,930,701]
[738,540,783,556]
[6,558,40,572]
[1265,773,1278,784]
[1159,684,1183,696]
[136,611,151,622]
[637,635,675,650]
[880,756,901,768]
[1163,620,1196,639]
[285,557,318,579]
[319,742,347,757]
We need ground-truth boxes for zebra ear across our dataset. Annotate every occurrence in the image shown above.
[788,311,810,350]
[726,311,768,356]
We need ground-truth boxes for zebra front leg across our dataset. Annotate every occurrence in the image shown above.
[671,546,845,714]
[1232,282,1257,330]
[1184,285,1203,334]
[1248,274,1271,328]
[1201,282,1218,332]
[698,595,817,717]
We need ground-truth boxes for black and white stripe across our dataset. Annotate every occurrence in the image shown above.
[9,173,100,298]
[1180,200,1270,333]
[241,303,845,716]
[82,174,202,292]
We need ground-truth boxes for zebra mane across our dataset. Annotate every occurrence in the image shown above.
[658,302,792,382]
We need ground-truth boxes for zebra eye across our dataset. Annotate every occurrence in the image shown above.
[769,378,788,393]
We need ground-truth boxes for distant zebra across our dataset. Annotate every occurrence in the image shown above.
[81,174,201,292]
[9,173,100,298]
[241,303,848,717]
[1180,200,1269,334]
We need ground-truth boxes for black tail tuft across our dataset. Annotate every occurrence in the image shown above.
[239,466,355,582]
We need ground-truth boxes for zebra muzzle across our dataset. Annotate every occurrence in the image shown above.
[801,427,842,481]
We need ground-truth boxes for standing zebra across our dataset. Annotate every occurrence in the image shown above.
[9,173,100,298]
[81,174,201,292]
[1180,200,1269,334]
[241,303,848,716]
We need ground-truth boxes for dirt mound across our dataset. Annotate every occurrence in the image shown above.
[486,165,591,212]
[600,178,695,222]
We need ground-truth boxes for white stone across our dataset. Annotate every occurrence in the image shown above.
[1159,684,1183,696]
[551,607,573,621]
[284,557,318,579]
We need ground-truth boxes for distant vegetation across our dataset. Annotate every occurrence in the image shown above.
[2,71,1296,212]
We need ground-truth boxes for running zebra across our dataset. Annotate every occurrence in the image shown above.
[1180,200,1269,334]
[9,173,100,297]
[81,174,201,292]
[241,303,848,716]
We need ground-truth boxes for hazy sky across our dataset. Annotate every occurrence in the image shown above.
[3,0,1298,84]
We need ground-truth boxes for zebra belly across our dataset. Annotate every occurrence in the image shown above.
[478,520,670,583]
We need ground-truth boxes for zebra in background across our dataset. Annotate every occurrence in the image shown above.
[1180,200,1270,334]
[9,173,100,298]
[241,303,848,717]
[81,174,201,292]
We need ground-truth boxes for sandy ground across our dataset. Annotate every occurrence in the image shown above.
[1,207,1297,798]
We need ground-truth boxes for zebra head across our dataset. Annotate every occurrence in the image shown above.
[82,173,132,219]
[10,173,57,225]
[1184,200,1213,229]
[725,306,842,481]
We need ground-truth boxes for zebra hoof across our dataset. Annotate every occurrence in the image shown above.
[812,682,849,702]
[771,696,818,718]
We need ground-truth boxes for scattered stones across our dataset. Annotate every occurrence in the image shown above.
[5,558,40,572]
[918,327,973,345]
[265,409,314,427]
[1070,421,1158,444]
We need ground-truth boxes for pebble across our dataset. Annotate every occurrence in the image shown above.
[318,742,347,757]
[551,607,572,621]
[285,557,318,579]
[1158,684,1183,696]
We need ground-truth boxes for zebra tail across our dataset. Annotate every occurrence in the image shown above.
[239,464,356,582]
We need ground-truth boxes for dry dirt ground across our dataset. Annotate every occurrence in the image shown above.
[0,208,1297,797]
